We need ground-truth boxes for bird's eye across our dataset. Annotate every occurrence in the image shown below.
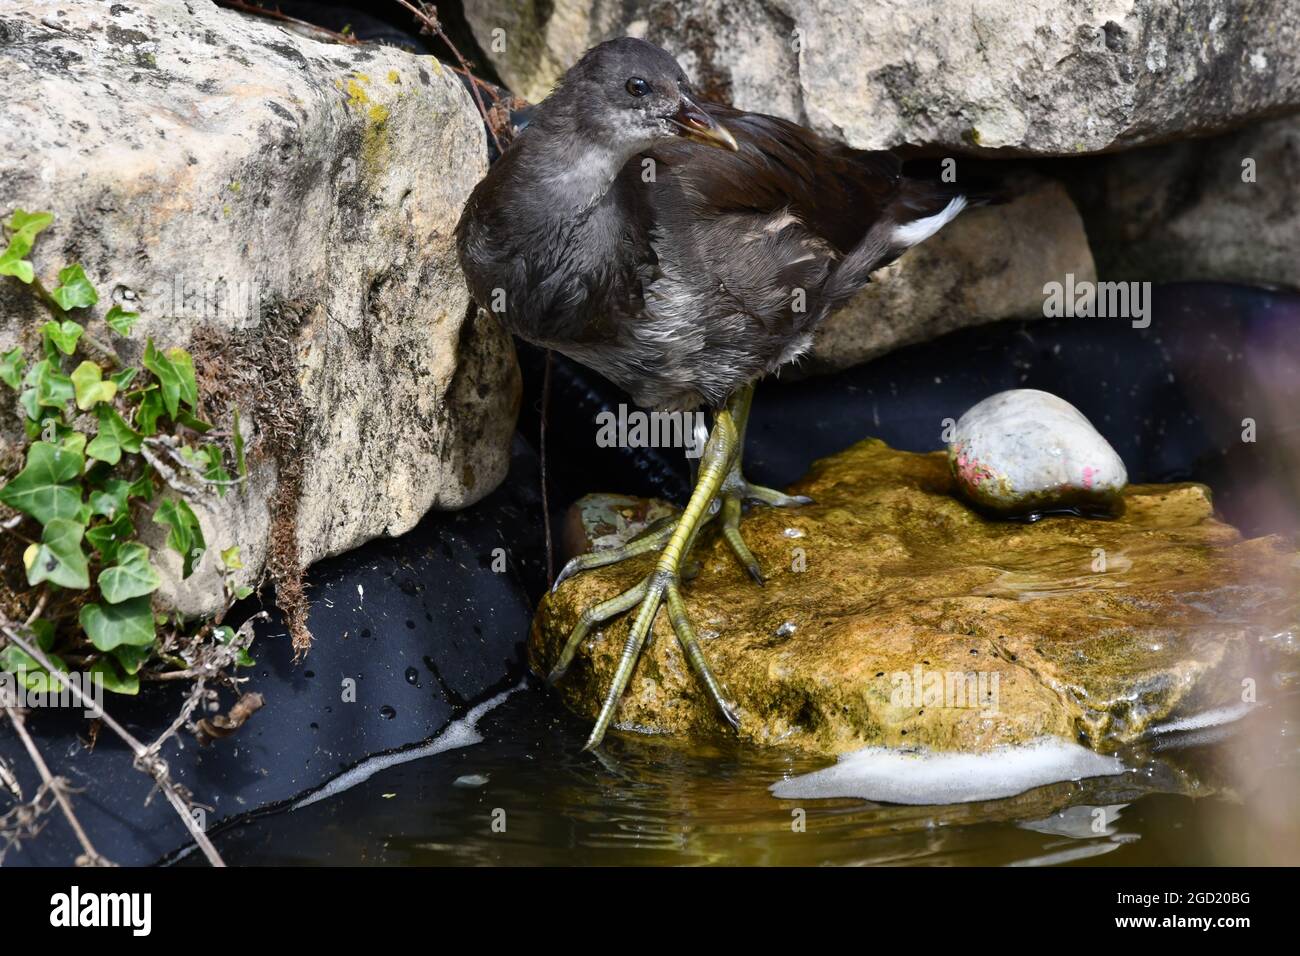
[625,77,652,97]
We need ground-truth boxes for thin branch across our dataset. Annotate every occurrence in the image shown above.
[0,778,59,864]
[0,753,21,802]
[0,617,226,867]
[541,349,555,585]
[215,0,362,45]
[2,704,112,866]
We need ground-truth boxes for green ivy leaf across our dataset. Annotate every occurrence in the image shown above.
[71,360,117,410]
[29,619,56,652]
[0,210,53,285]
[85,405,142,465]
[110,641,152,677]
[0,646,69,694]
[22,517,90,589]
[58,430,87,458]
[97,541,161,604]
[90,656,139,695]
[168,347,198,410]
[0,252,34,284]
[0,347,23,389]
[128,471,155,502]
[49,264,98,310]
[41,320,84,356]
[202,444,230,487]
[79,595,155,651]
[231,407,247,478]
[176,409,212,433]
[220,545,243,570]
[19,390,40,425]
[86,510,134,564]
[142,339,182,418]
[30,359,74,409]
[153,497,204,578]
[6,209,53,246]
[109,366,137,390]
[105,304,140,336]
[0,441,84,524]
[135,388,165,436]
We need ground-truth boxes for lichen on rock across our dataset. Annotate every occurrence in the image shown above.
[534,439,1299,756]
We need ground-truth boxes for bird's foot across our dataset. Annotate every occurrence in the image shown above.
[549,405,742,751]
[716,462,813,586]
[551,510,718,593]
[554,564,738,752]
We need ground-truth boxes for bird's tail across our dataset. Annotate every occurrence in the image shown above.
[818,166,1007,315]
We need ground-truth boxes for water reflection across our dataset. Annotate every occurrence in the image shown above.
[196,682,1298,866]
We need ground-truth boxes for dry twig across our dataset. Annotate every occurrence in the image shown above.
[2,704,112,866]
[0,616,227,866]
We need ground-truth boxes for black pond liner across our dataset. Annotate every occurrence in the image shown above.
[2,280,1296,865]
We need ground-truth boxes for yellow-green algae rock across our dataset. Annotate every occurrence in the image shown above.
[532,439,1299,756]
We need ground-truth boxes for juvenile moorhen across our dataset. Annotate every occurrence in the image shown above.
[457,37,978,749]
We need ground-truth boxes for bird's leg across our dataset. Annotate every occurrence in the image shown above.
[572,403,741,751]
[550,413,722,591]
[716,383,813,584]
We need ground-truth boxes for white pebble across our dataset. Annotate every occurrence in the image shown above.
[948,389,1127,513]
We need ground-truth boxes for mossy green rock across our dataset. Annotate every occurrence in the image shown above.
[533,439,1299,756]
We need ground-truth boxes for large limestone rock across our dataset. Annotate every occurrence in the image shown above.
[465,0,1300,154]
[0,0,518,614]
[806,180,1093,373]
[534,440,1299,756]
[1069,114,1300,289]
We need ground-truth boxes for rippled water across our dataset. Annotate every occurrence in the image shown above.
[194,681,1299,866]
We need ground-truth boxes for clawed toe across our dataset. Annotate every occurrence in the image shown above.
[551,516,677,593]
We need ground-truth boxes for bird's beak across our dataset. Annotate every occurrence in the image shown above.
[668,96,739,151]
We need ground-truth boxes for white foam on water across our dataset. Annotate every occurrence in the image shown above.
[1150,702,1253,735]
[769,737,1126,806]
[292,683,521,811]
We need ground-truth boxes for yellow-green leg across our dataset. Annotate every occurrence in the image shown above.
[580,406,739,750]
[716,384,813,585]
[549,383,812,749]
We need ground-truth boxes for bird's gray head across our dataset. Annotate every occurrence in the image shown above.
[540,37,738,155]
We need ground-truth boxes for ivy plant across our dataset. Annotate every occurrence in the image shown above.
[0,210,252,695]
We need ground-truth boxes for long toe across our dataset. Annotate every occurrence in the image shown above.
[551,517,678,592]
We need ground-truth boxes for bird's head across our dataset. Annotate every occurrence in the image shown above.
[545,37,738,155]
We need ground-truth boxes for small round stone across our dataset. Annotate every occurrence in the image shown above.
[948,389,1127,515]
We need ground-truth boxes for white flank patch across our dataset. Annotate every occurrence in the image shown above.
[769,736,1125,806]
[891,195,967,247]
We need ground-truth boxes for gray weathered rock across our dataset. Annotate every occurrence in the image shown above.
[0,0,518,614]
[948,389,1128,514]
[1071,114,1300,289]
[464,0,1300,154]
[806,180,1094,374]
